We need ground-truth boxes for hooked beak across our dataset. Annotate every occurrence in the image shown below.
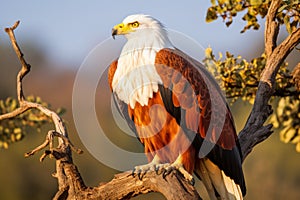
[112,28,118,40]
[111,23,131,39]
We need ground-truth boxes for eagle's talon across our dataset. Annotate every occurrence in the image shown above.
[162,168,169,179]
[176,165,194,185]
[155,162,194,185]
[132,162,157,180]
[189,178,195,186]
[137,171,144,180]
[131,168,136,177]
[162,167,172,178]
[154,165,164,175]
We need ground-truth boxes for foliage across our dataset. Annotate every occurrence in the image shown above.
[0,96,65,149]
[206,0,300,151]
[273,97,300,151]
[206,0,300,33]
[203,47,300,152]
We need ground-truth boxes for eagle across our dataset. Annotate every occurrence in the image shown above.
[108,14,246,199]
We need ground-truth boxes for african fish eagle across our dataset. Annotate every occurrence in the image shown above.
[108,14,246,199]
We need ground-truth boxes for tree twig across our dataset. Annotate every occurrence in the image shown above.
[5,20,30,102]
[264,0,281,58]
[0,105,30,120]
[262,27,300,85]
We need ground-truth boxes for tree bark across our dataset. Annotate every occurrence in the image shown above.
[238,0,300,160]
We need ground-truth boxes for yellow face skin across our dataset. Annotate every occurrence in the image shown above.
[112,21,139,38]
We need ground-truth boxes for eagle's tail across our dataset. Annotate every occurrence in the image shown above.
[195,159,243,200]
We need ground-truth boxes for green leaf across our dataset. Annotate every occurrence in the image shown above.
[13,128,21,134]
[296,142,300,152]
[282,128,296,143]
[15,133,22,141]
[291,135,300,144]
[56,107,66,116]
[226,20,233,27]
[206,7,218,22]
[284,15,292,34]
[278,4,288,13]
[250,0,263,6]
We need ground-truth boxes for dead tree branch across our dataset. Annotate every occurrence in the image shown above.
[2,21,202,200]
[2,21,86,199]
[83,171,201,200]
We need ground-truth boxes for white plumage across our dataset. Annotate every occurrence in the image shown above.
[112,15,173,108]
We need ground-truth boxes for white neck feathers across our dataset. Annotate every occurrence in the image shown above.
[112,27,173,108]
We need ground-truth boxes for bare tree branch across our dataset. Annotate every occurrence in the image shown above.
[0,105,30,120]
[238,0,300,161]
[92,170,201,200]
[262,27,300,85]
[5,20,30,102]
[2,21,202,200]
[2,21,86,199]
[264,0,281,58]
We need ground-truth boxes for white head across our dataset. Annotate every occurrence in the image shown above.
[111,14,173,108]
[112,14,170,42]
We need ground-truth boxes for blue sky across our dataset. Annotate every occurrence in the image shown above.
[1,0,264,67]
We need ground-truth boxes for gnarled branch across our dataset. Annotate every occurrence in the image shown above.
[2,21,202,200]
[89,171,201,200]
[238,0,300,160]
[264,0,281,58]
[2,21,85,199]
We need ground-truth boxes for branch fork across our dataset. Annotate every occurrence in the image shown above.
[238,0,300,159]
[25,130,83,162]
[2,21,85,199]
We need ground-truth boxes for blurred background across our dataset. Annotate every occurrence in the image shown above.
[0,0,299,199]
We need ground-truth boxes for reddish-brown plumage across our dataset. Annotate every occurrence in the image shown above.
[127,92,196,173]
[108,60,118,91]
[108,48,237,170]
[108,48,245,195]
[155,49,237,150]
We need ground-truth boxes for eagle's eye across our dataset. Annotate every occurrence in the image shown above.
[131,22,139,28]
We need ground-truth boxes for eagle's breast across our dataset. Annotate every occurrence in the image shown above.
[112,36,173,109]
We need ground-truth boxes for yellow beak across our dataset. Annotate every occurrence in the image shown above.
[111,23,132,39]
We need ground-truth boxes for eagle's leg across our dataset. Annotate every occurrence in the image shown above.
[156,154,195,185]
[132,154,161,180]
